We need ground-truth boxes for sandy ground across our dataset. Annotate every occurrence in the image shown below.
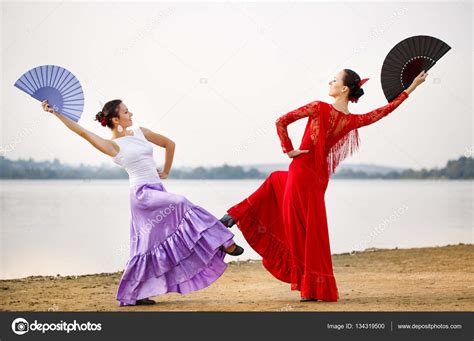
[1,244,472,312]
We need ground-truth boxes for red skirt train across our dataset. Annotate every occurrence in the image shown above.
[227,152,339,301]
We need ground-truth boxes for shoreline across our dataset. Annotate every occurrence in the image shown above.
[0,243,466,281]
[1,244,472,311]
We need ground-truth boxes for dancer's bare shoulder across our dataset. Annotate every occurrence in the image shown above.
[108,139,121,156]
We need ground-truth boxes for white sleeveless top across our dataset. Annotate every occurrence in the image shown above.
[111,126,162,187]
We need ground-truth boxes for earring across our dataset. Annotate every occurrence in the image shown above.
[117,124,123,133]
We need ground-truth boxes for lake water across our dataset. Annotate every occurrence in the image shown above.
[1,179,472,279]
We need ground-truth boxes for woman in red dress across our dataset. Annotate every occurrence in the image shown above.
[220,69,428,302]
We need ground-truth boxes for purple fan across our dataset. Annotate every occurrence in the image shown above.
[14,65,85,122]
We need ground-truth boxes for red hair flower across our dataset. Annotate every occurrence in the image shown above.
[358,78,369,87]
[349,78,370,103]
[100,117,107,126]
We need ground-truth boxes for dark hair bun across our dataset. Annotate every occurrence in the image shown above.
[352,87,364,100]
[343,69,365,103]
[94,111,108,127]
[93,99,122,129]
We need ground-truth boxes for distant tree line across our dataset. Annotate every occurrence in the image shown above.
[332,156,473,179]
[170,164,263,179]
[0,156,128,179]
[0,155,472,180]
[0,156,265,180]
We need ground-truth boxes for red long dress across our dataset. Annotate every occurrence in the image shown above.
[227,91,409,301]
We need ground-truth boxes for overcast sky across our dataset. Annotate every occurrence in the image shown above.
[1,1,472,169]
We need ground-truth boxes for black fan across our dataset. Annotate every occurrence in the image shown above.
[381,35,451,102]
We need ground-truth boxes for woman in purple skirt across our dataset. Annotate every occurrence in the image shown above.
[41,99,244,306]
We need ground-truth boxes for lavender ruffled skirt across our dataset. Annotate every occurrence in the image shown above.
[116,182,235,306]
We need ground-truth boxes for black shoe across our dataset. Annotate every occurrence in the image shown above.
[219,214,235,228]
[300,297,318,302]
[136,298,156,305]
[221,244,244,256]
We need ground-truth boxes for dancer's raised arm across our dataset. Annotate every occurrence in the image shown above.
[349,91,409,129]
[41,100,117,157]
[349,70,427,129]
[275,100,322,157]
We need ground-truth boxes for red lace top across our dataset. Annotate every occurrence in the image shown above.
[275,91,409,175]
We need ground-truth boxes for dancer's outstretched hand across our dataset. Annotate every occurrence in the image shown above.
[287,149,310,158]
[412,70,428,87]
[41,100,56,114]
[405,70,428,95]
